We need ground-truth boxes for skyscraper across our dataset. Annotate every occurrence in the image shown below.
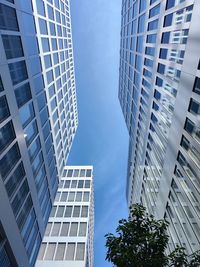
[119,0,200,253]
[0,0,78,266]
[36,166,94,267]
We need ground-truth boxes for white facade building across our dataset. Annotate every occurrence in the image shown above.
[36,166,94,267]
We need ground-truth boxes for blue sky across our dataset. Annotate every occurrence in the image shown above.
[68,0,129,266]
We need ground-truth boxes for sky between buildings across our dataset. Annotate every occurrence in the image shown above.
[67,0,129,266]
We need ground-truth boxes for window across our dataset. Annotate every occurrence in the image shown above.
[0,4,19,31]
[136,36,144,53]
[148,19,158,31]
[184,118,194,135]
[75,192,82,201]
[193,77,200,95]
[33,75,44,95]
[68,192,75,202]
[0,96,10,123]
[189,99,200,115]
[71,180,78,188]
[44,55,52,69]
[77,180,84,188]
[166,0,175,10]
[60,222,69,236]
[0,76,4,92]
[149,4,160,18]
[11,179,29,216]
[2,35,23,59]
[154,89,161,100]
[50,206,56,217]
[37,91,46,111]
[144,58,153,68]
[42,38,50,52]
[79,223,87,236]
[139,0,146,13]
[73,206,80,217]
[85,180,91,188]
[51,38,58,50]
[0,121,16,154]
[76,243,85,260]
[19,102,35,128]
[65,243,75,260]
[37,243,46,260]
[86,169,91,177]
[47,70,53,84]
[44,223,52,236]
[51,222,61,236]
[5,162,25,199]
[9,60,28,85]
[80,169,85,177]
[146,33,157,43]
[145,47,155,56]
[64,180,70,188]
[55,243,65,260]
[81,206,88,217]
[64,206,72,217]
[15,82,32,108]
[47,5,54,20]
[60,192,68,201]
[39,18,47,34]
[0,143,21,180]
[143,69,152,78]
[159,48,168,59]
[138,14,145,33]
[36,0,45,16]
[164,14,173,27]
[157,63,165,74]
[69,222,78,236]
[44,243,56,260]
[53,52,59,64]
[74,169,79,176]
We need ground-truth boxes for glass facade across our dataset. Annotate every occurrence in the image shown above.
[0,0,78,266]
[119,0,200,254]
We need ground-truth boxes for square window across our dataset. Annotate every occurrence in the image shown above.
[166,0,175,10]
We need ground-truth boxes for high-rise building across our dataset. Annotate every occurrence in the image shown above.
[0,0,78,266]
[119,0,200,253]
[36,166,94,267]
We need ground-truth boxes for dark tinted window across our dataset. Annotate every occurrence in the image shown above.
[0,76,4,92]
[166,0,175,10]
[161,32,170,44]
[0,143,21,179]
[0,121,16,154]
[164,14,173,27]
[193,77,200,95]
[2,35,23,59]
[15,82,32,108]
[159,48,168,59]
[149,4,160,18]
[9,60,28,85]
[0,4,19,31]
[0,96,10,123]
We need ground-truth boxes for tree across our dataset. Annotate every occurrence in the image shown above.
[105,204,200,267]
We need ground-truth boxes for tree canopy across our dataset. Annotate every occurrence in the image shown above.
[105,204,200,267]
